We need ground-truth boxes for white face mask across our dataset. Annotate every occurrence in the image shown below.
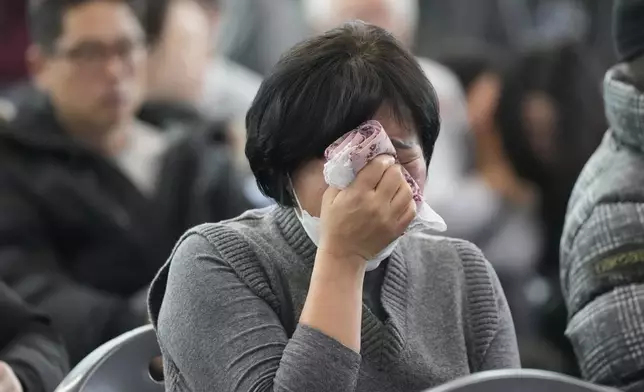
[290,180,399,272]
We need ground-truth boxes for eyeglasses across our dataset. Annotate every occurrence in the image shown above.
[54,39,145,71]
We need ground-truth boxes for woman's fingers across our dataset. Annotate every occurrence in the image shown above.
[352,155,396,191]
[375,164,405,202]
[396,200,417,231]
[391,180,413,211]
[391,183,416,229]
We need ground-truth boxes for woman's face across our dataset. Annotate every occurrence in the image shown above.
[291,106,426,217]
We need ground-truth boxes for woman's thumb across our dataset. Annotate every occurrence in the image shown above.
[322,186,342,205]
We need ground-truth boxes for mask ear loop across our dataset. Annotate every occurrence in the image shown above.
[288,176,305,217]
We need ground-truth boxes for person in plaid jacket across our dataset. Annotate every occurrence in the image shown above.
[560,1,644,390]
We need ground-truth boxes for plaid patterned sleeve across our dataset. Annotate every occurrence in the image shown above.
[565,202,644,390]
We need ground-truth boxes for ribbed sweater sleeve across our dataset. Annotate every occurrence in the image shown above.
[154,233,361,392]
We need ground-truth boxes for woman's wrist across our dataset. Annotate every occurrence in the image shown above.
[314,248,367,275]
[301,249,366,352]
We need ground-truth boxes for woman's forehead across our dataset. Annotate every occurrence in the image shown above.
[372,106,416,140]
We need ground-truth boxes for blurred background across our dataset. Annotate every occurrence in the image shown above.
[0,0,617,378]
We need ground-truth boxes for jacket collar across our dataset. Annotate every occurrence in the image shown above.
[3,89,165,156]
[1,89,84,153]
[604,65,644,151]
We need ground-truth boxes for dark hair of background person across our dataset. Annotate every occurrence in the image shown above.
[28,0,147,51]
[437,42,606,277]
[497,43,605,188]
[494,42,606,377]
[438,43,605,376]
[495,42,606,276]
[245,21,440,207]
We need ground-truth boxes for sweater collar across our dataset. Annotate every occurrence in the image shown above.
[274,206,317,265]
[604,65,644,152]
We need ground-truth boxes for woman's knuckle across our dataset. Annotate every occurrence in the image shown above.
[400,186,411,201]
[394,165,405,179]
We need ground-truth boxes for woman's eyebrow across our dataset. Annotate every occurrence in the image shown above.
[390,138,418,149]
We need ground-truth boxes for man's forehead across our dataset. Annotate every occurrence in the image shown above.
[58,1,142,45]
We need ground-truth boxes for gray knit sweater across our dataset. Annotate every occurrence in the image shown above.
[148,206,520,392]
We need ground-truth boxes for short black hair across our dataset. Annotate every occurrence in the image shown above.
[246,21,440,207]
[29,0,144,52]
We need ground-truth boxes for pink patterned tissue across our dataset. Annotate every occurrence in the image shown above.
[323,120,447,232]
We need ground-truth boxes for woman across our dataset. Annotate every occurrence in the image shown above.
[148,22,520,392]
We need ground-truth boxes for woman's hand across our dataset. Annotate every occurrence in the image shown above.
[0,362,23,392]
[318,155,416,263]
[300,155,416,352]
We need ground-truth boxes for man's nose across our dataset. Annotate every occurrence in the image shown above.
[104,54,129,79]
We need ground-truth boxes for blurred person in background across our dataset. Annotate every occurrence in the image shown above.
[437,43,606,373]
[140,0,269,209]
[197,2,262,124]
[139,0,254,237]
[301,0,473,229]
[143,0,213,109]
[0,276,68,392]
[0,0,247,366]
[436,47,543,346]
[142,0,261,123]
[497,42,606,283]
[0,0,164,364]
[217,0,307,76]
[493,42,606,375]
[560,0,644,390]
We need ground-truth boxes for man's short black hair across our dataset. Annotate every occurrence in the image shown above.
[29,0,144,52]
[246,21,440,207]
[142,0,170,47]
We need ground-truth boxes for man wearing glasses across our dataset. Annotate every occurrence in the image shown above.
[0,0,234,366]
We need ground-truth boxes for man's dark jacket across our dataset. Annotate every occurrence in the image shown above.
[0,96,252,364]
[0,280,68,392]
